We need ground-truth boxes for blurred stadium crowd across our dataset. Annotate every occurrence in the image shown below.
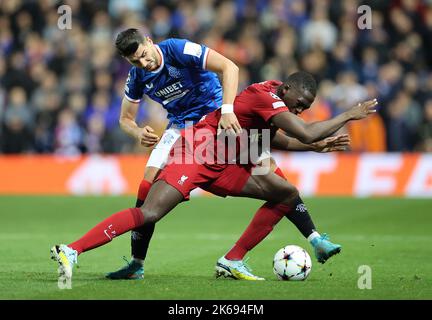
[0,0,432,155]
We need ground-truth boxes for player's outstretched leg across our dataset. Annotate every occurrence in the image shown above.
[106,179,154,280]
[50,207,144,282]
[51,183,182,282]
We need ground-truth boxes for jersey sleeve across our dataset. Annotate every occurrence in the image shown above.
[165,38,210,70]
[253,89,289,122]
[124,67,144,103]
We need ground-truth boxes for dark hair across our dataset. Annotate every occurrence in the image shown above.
[285,71,317,96]
[115,28,145,57]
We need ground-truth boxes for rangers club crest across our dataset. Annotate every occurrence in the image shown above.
[168,66,181,79]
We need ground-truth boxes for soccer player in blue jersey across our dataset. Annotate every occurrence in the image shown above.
[105,29,242,279]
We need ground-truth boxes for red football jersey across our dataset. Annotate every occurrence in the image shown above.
[182,80,290,166]
[162,81,291,196]
[203,80,289,130]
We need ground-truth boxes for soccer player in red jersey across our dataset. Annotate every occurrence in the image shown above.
[51,71,377,281]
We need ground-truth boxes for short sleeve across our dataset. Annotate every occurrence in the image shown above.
[165,38,209,70]
[124,67,144,103]
[253,89,289,122]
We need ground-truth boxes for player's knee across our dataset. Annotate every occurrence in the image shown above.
[280,185,299,204]
[273,183,299,203]
[140,207,161,224]
[264,181,298,203]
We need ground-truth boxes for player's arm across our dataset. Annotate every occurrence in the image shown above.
[271,130,350,152]
[119,97,159,147]
[271,99,377,144]
[205,49,242,135]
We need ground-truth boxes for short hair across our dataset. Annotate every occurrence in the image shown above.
[115,28,145,57]
[285,71,317,96]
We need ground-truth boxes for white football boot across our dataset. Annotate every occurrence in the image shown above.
[215,256,265,280]
[50,244,78,281]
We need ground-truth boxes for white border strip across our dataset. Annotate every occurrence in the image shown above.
[125,94,141,103]
[151,45,165,74]
[202,47,210,69]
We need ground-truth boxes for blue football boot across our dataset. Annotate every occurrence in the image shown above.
[106,257,144,280]
[311,233,341,264]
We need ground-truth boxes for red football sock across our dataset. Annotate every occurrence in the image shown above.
[137,179,152,202]
[225,202,289,260]
[68,208,144,255]
[225,167,289,261]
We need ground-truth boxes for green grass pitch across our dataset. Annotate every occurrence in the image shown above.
[0,195,431,300]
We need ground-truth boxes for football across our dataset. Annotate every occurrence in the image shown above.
[273,245,312,281]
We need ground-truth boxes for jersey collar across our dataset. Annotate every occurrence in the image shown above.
[151,45,164,74]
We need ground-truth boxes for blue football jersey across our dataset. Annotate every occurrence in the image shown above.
[124,38,223,128]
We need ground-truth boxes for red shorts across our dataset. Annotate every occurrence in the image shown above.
[157,161,252,200]
[155,122,253,200]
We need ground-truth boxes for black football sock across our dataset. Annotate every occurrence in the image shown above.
[284,196,317,239]
[131,223,155,261]
[130,198,155,262]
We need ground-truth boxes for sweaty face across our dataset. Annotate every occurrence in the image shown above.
[126,39,160,71]
[281,85,315,115]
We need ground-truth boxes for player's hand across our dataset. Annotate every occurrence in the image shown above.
[312,134,350,153]
[138,126,159,147]
[218,113,243,136]
[348,99,378,120]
